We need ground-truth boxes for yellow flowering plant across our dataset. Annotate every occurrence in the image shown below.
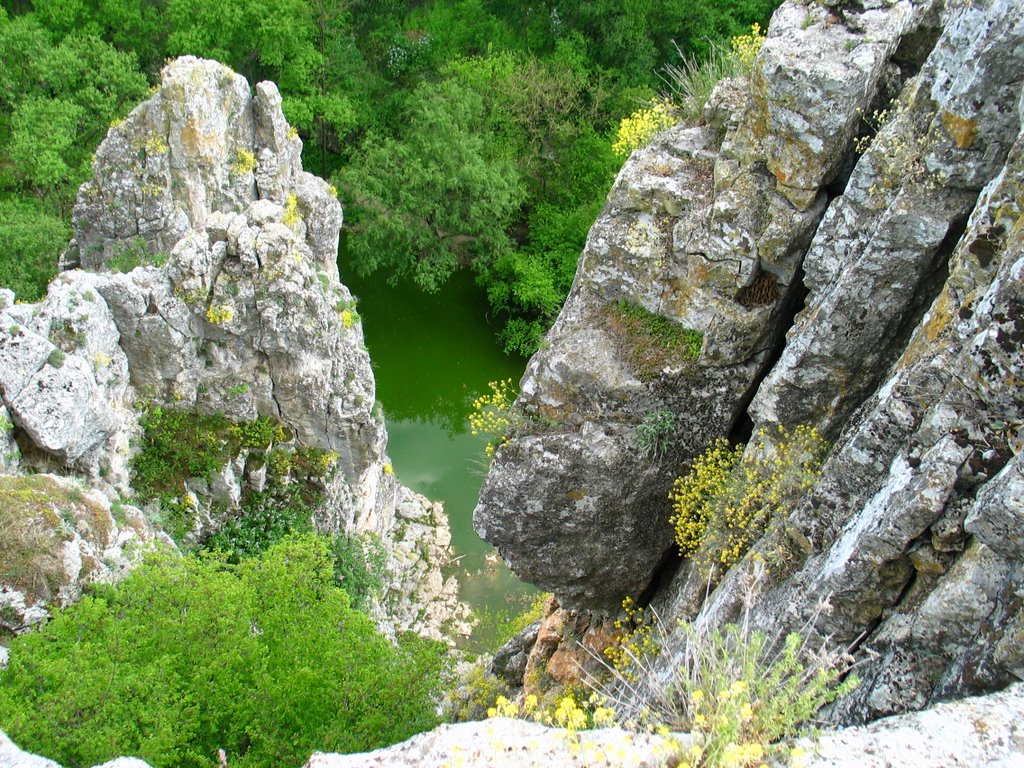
[730,23,766,71]
[230,148,257,176]
[467,378,517,459]
[283,192,302,228]
[604,595,660,680]
[612,98,678,156]
[205,303,235,325]
[670,425,828,576]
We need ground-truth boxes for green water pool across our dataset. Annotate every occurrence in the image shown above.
[337,258,536,627]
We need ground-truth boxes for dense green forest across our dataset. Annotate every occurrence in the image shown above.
[0,0,775,353]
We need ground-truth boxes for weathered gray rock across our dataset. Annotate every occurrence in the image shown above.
[0,731,61,768]
[474,0,937,611]
[795,682,1024,768]
[631,0,1024,724]
[492,619,541,687]
[373,486,472,643]
[964,452,1024,558]
[305,720,681,768]
[475,0,1024,729]
[0,273,133,477]
[750,0,1024,438]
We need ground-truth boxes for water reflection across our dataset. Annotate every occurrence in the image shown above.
[336,257,535,620]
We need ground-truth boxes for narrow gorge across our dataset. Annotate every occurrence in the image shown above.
[1,0,1023,765]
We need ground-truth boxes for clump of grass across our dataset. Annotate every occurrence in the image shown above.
[0,476,70,603]
[107,238,168,273]
[634,409,678,462]
[588,599,858,768]
[659,24,766,122]
[605,300,702,379]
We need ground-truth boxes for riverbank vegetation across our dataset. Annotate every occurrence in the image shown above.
[0,0,776,351]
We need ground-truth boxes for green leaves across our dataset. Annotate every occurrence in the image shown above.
[338,78,524,291]
[0,199,70,301]
[0,535,448,768]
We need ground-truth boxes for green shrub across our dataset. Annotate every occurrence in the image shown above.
[106,238,168,273]
[203,487,316,562]
[131,407,237,499]
[45,348,65,368]
[330,531,387,609]
[0,199,69,302]
[130,408,325,541]
[0,534,448,768]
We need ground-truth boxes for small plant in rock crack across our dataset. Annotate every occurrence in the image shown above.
[634,408,677,462]
[586,598,859,768]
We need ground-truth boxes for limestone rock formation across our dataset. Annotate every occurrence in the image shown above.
[0,56,465,642]
[474,0,937,610]
[477,0,1024,722]
[3,683,1022,767]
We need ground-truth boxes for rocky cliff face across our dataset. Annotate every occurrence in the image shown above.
[476,0,1024,721]
[0,57,466,642]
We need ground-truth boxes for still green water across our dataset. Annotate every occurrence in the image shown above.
[337,258,536,627]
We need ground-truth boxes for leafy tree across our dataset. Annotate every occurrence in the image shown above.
[0,199,71,301]
[0,535,448,768]
[5,97,84,191]
[29,0,169,71]
[0,11,147,216]
[337,78,524,291]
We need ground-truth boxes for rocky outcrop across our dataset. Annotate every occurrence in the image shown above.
[0,474,161,635]
[477,0,1024,723]
[473,0,938,611]
[0,57,465,642]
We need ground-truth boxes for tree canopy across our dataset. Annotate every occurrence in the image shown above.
[0,0,779,338]
[0,534,447,768]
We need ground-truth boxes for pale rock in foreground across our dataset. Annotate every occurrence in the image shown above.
[0,681,1021,767]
